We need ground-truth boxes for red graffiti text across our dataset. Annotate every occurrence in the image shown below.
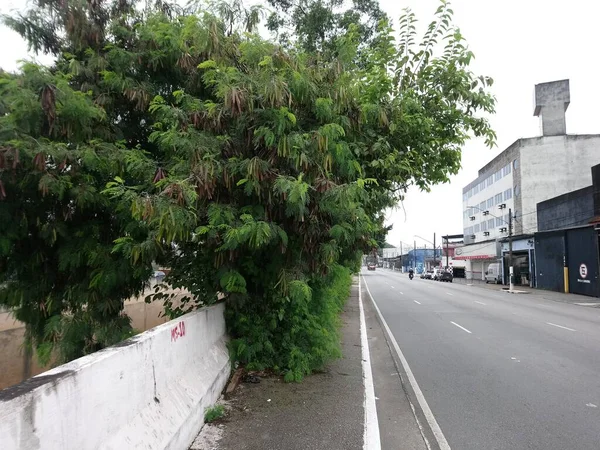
[171,321,186,342]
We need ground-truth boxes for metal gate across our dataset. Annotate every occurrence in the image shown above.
[535,232,565,293]
[567,227,600,297]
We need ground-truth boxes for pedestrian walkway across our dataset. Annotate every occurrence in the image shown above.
[191,279,427,450]
[454,277,600,307]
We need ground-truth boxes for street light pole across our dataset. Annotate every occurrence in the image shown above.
[509,207,514,291]
[433,232,436,268]
[445,236,449,268]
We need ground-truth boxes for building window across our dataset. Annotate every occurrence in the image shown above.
[487,176,493,187]
[513,159,519,170]
[468,226,474,235]
[504,214,509,224]
[496,217,503,227]
[488,218,494,229]
[495,169,502,182]
[479,201,486,212]
[474,184,479,195]
[502,164,512,176]
[504,188,512,201]
[482,221,488,231]
[487,197,493,209]
[514,185,520,197]
[474,223,480,233]
[495,193,503,204]
[467,189,472,198]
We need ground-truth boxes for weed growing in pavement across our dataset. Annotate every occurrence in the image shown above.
[204,404,226,423]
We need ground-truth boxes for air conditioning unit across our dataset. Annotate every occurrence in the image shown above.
[470,234,476,240]
[483,211,490,216]
[500,227,507,233]
[483,231,490,236]
[498,203,506,209]
[470,216,476,221]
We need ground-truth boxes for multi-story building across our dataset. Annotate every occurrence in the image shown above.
[457,79,600,281]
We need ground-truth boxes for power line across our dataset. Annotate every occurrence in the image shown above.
[516,210,595,235]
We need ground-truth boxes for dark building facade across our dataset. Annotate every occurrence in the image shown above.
[534,164,600,296]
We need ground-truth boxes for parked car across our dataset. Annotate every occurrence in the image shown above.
[438,271,453,282]
[423,270,434,280]
[432,268,443,281]
[367,263,376,271]
[485,263,501,284]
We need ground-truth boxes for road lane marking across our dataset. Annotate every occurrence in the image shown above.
[450,321,472,334]
[391,286,395,289]
[399,292,404,295]
[546,322,576,332]
[358,275,381,449]
[446,293,453,297]
[414,300,421,305]
[474,301,487,306]
[587,403,598,408]
[363,277,450,450]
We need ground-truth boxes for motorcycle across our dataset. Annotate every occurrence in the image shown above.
[409,272,414,280]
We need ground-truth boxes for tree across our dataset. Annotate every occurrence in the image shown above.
[0,64,154,363]
[1,0,495,379]
[266,0,388,55]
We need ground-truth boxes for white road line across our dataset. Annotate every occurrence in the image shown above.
[446,293,453,297]
[363,277,451,450]
[399,292,404,295]
[546,322,576,332]
[391,286,395,289]
[474,301,487,306]
[358,276,381,450]
[414,300,421,305]
[450,321,472,334]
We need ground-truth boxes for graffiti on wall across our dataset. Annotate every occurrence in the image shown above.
[170,321,186,342]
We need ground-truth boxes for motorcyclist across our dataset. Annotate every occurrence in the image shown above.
[408,268,414,280]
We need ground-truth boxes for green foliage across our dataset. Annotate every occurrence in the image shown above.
[265,0,388,58]
[228,265,352,382]
[204,404,225,423]
[0,64,153,363]
[1,0,495,377]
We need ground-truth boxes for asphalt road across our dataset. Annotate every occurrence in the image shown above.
[363,268,600,450]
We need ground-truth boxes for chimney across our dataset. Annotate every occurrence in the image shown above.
[533,79,570,136]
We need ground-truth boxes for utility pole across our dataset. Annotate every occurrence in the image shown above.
[400,242,403,272]
[445,236,449,268]
[509,208,514,291]
[413,239,416,269]
[433,232,436,268]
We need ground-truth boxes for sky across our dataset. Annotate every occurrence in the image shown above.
[1,0,600,250]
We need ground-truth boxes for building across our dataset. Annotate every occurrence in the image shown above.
[401,248,442,274]
[459,79,600,281]
[533,163,600,296]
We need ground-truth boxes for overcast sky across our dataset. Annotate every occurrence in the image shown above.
[1,0,599,250]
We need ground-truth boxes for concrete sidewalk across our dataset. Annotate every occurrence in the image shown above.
[453,277,600,306]
[191,279,427,450]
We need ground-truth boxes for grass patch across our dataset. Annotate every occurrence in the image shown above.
[204,404,225,423]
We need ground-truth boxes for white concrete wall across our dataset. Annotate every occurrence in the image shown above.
[0,303,230,450]
[520,135,600,232]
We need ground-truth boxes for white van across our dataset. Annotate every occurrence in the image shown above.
[485,263,502,284]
